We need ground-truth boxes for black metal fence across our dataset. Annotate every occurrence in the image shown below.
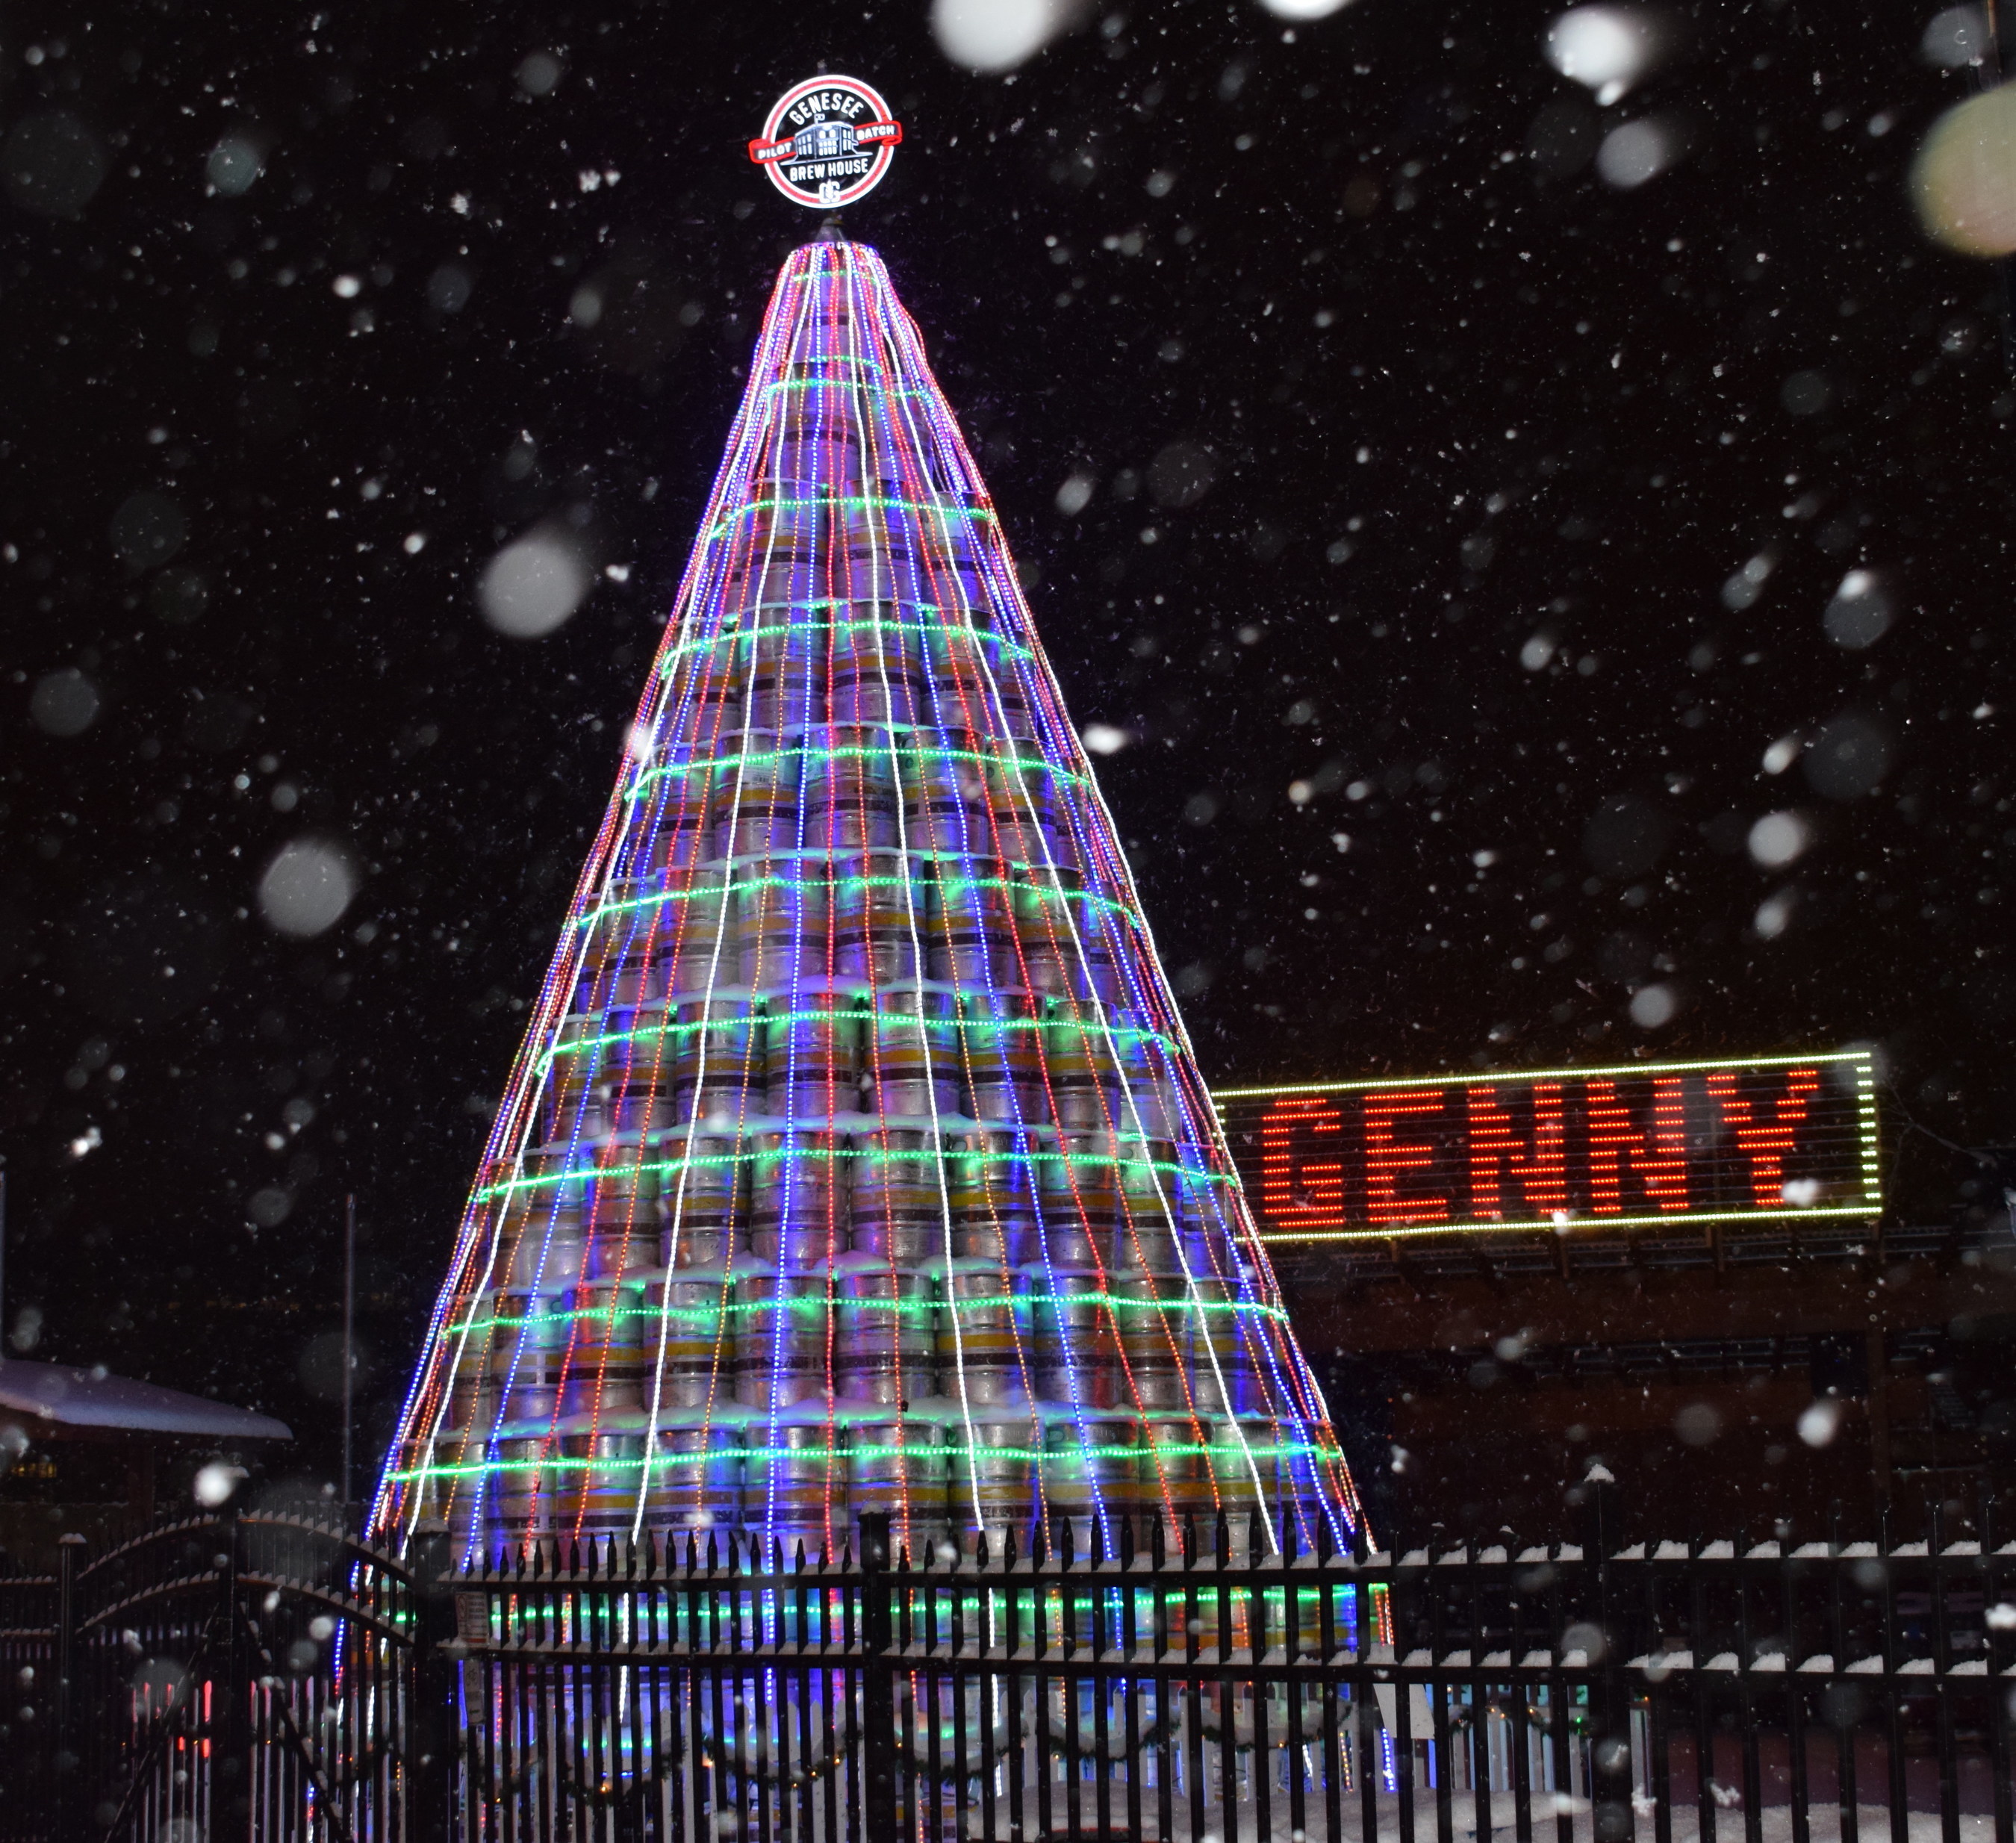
[5,1482,2016,1843]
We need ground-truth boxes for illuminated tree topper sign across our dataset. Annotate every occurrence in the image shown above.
[1215,1050,1881,1241]
[747,75,904,210]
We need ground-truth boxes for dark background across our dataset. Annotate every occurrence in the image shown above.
[1,0,2008,1502]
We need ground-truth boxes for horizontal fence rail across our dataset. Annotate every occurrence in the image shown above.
[5,1483,2016,1843]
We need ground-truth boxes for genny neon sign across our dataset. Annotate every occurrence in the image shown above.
[1214,1051,1880,1240]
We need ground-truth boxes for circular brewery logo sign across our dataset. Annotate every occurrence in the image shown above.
[747,75,904,210]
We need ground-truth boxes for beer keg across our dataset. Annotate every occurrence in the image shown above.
[743,1401,844,1537]
[1044,1137,1124,1237]
[446,1373,498,1440]
[1112,1272,1186,1370]
[750,1129,846,1262]
[833,1257,935,1384]
[850,1131,942,1259]
[645,1416,747,1530]
[607,1075,676,1138]
[803,727,897,851]
[712,737,799,859]
[573,951,668,1015]
[946,1134,1038,1263]
[749,640,818,736]
[732,1267,832,1385]
[747,529,818,609]
[834,849,921,981]
[670,996,761,1122]
[642,1269,735,1384]
[903,750,981,858]
[580,878,659,971]
[846,1408,948,1529]
[945,1408,1039,1538]
[548,1013,618,1116]
[1188,1318,1263,1417]
[641,769,715,876]
[938,1261,1032,1376]
[1142,1415,1216,1527]
[764,1000,859,1119]
[1113,1144,1183,1272]
[1040,1413,1140,1521]
[554,1353,646,1423]
[488,1436,556,1533]
[656,1135,741,1260]
[829,633,923,727]
[555,1432,646,1535]
[957,992,1038,1122]
[588,1149,659,1234]
[737,860,830,989]
[500,1222,586,1292]
[865,989,956,1119]
[567,1277,648,1373]
[663,871,732,993]
[1030,1275,1121,1408]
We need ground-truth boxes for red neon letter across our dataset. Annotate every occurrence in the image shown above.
[1258,1096,1346,1233]
[1706,1066,1820,1207]
[1363,1090,1449,1225]
[1585,1078,1690,1214]
[1466,1082,1567,1220]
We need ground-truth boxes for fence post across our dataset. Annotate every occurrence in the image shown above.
[215,1505,255,1843]
[859,1511,899,1843]
[408,1520,457,1843]
[1582,1465,1634,1842]
[52,1532,84,1843]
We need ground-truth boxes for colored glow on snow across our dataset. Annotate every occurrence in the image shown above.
[370,239,1363,1568]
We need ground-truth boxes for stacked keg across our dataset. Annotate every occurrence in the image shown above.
[766,1000,859,1120]
[947,1132,1039,1264]
[804,727,897,852]
[836,848,919,981]
[644,1409,750,1533]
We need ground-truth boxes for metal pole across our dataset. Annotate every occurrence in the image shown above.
[408,1518,456,1843]
[859,1512,899,1843]
[1,1164,10,1354]
[55,1529,84,1843]
[341,1192,355,1522]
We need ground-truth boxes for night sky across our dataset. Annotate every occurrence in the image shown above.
[2,0,2009,1490]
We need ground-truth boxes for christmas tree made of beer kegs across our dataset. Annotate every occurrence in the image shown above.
[374,237,1368,1566]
